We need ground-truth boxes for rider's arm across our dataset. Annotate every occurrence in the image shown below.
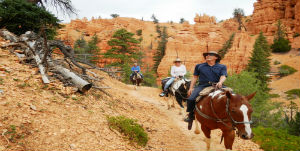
[137,66,141,72]
[181,65,187,76]
[216,65,228,88]
[188,75,198,96]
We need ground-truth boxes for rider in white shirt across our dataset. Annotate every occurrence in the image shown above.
[159,58,186,97]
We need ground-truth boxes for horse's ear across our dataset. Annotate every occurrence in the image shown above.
[246,92,256,101]
[226,90,233,99]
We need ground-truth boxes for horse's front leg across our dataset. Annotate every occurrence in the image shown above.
[201,125,211,151]
[223,130,235,150]
[165,97,171,110]
[171,97,175,108]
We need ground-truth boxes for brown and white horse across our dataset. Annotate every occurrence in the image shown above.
[194,90,256,150]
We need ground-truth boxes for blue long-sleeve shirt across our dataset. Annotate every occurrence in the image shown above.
[131,66,141,72]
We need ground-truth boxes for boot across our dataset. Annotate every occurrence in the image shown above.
[159,91,168,97]
[184,111,195,130]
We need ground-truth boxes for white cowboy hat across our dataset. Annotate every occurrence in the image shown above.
[173,58,182,63]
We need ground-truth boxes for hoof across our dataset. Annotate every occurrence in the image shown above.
[194,129,200,134]
[171,105,175,108]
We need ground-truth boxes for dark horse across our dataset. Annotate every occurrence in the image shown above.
[193,89,256,150]
[161,77,190,115]
[130,72,143,89]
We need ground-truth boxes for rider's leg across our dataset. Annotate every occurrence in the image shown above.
[159,77,175,97]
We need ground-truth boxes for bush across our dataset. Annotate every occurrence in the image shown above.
[273,60,281,65]
[293,33,300,38]
[271,37,291,53]
[269,93,280,98]
[253,126,300,151]
[279,65,297,77]
[107,116,148,147]
[225,71,283,128]
[0,0,61,39]
[285,89,300,100]
[142,71,157,87]
[136,29,142,36]
[289,112,300,136]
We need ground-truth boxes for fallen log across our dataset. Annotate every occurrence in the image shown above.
[51,63,92,92]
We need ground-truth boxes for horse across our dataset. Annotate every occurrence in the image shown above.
[131,72,143,89]
[161,77,190,115]
[193,89,256,150]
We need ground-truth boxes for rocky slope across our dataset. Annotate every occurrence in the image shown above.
[0,38,262,151]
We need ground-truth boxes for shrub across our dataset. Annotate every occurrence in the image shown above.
[271,37,291,53]
[273,60,281,65]
[136,29,142,36]
[279,65,297,77]
[293,32,300,38]
[111,14,119,18]
[107,116,148,147]
[142,71,157,87]
[269,93,280,98]
[289,112,300,136]
[253,126,300,151]
[0,0,61,39]
[285,89,300,100]
[225,71,283,128]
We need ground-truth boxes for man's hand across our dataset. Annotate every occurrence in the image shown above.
[216,82,223,89]
[188,88,194,97]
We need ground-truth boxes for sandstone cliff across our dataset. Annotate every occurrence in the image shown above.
[58,0,300,80]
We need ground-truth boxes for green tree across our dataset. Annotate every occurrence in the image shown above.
[225,71,283,128]
[151,14,159,24]
[271,20,291,53]
[102,29,141,83]
[233,8,247,31]
[74,34,100,64]
[111,14,119,18]
[26,0,76,16]
[179,18,186,24]
[218,33,235,59]
[153,26,168,72]
[247,32,271,89]
[0,0,61,39]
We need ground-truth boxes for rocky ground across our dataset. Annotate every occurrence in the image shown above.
[0,38,262,150]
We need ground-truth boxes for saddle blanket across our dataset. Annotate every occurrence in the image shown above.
[196,86,233,102]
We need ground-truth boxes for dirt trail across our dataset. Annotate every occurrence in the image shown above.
[122,86,262,151]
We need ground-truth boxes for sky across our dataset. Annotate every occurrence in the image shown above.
[49,0,257,24]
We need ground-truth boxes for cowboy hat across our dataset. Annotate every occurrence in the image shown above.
[203,51,221,62]
[173,58,182,63]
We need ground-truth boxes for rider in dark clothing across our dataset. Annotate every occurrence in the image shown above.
[184,51,228,129]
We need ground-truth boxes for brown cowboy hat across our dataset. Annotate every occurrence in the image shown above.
[203,51,221,62]
[173,58,182,63]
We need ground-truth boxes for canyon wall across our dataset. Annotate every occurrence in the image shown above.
[58,0,299,81]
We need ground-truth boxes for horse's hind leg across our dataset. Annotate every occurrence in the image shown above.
[194,117,200,134]
[165,97,171,110]
[201,125,211,151]
[223,130,235,150]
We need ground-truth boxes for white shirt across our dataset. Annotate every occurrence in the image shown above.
[171,65,186,77]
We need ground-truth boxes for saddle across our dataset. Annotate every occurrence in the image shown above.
[195,86,233,102]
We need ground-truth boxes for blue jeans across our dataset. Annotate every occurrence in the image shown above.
[186,84,210,112]
[164,77,176,91]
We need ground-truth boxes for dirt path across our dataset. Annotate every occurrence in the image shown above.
[123,86,262,151]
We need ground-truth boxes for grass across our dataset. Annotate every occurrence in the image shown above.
[285,89,300,100]
[273,60,281,65]
[279,65,297,77]
[253,126,300,151]
[17,82,30,88]
[107,116,148,147]
[269,93,280,98]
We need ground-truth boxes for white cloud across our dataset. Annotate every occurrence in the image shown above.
[49,0,257,23]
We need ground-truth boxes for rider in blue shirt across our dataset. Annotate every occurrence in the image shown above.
[130,63,143,78]
[184,51,228,130]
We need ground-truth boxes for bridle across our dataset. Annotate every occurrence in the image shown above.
[195,88,253,131]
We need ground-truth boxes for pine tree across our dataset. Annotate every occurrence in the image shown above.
[74,34,100,64]
[0,0,60,39]
[247,32,271,88]
[271,20,291,53]
[218,33,235,59]
[102,29,141,82]
[233,8,247,31]
[179,18,186,24]
[153,26,168,72]
[151,14,159,24]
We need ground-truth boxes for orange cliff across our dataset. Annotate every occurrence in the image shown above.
[57,0,300,81]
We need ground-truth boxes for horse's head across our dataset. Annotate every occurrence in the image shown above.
[225,91,256,140]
